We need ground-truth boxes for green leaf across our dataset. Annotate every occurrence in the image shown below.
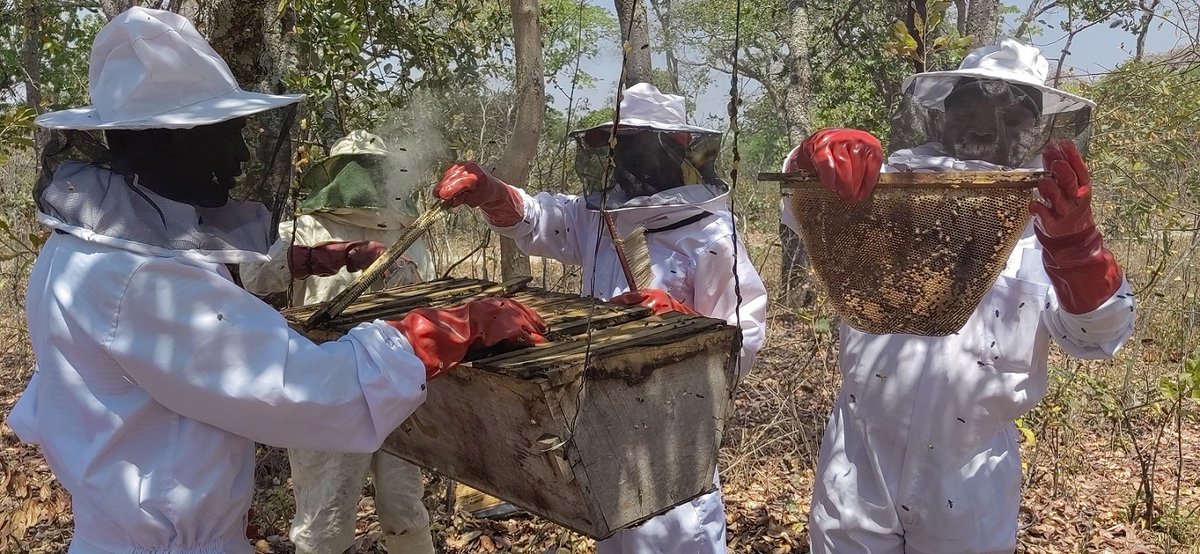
[1015,418,1036,445]
[890,21,918,49]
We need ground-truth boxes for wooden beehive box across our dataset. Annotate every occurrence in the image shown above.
[283,277,741,539]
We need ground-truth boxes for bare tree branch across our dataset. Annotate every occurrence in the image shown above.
[1135,0,1163,60]
[1014,0,1060,38]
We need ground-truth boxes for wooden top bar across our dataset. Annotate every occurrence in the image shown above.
[759,170,1046,189]
[282,277,735,379]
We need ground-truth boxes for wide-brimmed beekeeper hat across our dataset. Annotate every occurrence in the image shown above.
[899,38,1095,115]
[299,130,395,212]
[35,6,303,130]
[570,83,719,136]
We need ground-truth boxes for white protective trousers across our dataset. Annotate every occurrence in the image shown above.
[491,186,769,554]
[288,449,433,553]
[240,212,436,554]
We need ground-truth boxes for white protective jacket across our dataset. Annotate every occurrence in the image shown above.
[8,162,429,554]
[490,185,768,553]
[782,147,1136,553]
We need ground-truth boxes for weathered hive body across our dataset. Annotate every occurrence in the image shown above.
[283,277,740,539]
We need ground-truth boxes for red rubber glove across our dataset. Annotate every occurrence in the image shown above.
[784,128,884,203]
[288,240,386,279]
[611,289,699,316]
[1030,140,1124,314]
[434,161,525,227]
[386,298,548,380]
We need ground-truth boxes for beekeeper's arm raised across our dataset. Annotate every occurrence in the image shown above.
[433,162,587,267]
[1032,141,1135,358]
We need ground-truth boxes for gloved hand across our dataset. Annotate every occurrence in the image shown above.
[386,298,547,380]
[1030,140,1124,314]
[434,161,525,227]
[288,240,386,279]
[611,289,699,316]
[784,128,884,203]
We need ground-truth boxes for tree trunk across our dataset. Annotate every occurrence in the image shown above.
[904,0,930,73]
[1134,0,1160,61]
[20,0,42,112]
[492,0,545,279]
[615,0,653,85]
[781,0,815,308]
[963,0,999,48]
[21,0,50,150]
[648,0,681,93]
[203,1,297,234]
[98,0,136,19]
[784,2,811,145]
[954,0,967,35]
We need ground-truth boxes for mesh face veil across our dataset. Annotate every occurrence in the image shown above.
[889,77,1092,168]
[36,111,298,245]
[572,127,729,210]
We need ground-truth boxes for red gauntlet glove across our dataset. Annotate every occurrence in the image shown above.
[1030,141,1124,314]
[434,162,525,227]
[611,289,699,316]
[784,128,884,203]
[288,240,385,279]
[386,298,547,380]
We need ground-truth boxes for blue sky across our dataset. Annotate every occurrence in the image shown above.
[549,1,1190,124]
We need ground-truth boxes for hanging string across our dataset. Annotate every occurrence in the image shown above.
[573,0,642,438]
[726,0,745,382]
[584,0,639,318]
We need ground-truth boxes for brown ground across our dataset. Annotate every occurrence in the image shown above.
[3,303,1199,553]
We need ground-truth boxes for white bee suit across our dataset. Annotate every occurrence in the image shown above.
[9,163,428,553]
[240,212,436,554]
[489,186,769,554]
[781,148,1136,553]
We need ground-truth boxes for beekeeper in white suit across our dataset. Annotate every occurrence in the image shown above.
[240,130,438,553]
[433,82,768,553]
[7,8,546,553]
[783,39,1136,553]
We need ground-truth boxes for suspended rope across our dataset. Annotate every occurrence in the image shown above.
[572,0,643,438]
[580,0,638,309]
[727,0,745,382]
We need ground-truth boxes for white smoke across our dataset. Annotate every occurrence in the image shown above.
[371,91,451,219]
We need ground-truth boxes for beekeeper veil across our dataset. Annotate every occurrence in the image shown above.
[31,7,305,257]
[888,39,1094,169]
[298,130,417,230]
[570,83,729,211]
